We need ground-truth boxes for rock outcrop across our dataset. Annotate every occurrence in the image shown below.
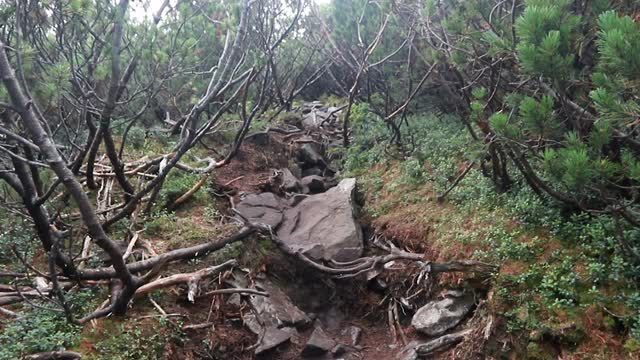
[277,178,363,262]
[236,178,363,262]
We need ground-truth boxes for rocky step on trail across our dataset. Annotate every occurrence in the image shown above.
[207,101,495,359]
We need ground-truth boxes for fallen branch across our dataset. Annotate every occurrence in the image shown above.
[167,173,211,211]
[24,351,82,360]
[77,226,256,280]
[437,161,475,202]
[0,296,22,306]
[182,322,214,331]
[0,306,18,318]
[0,272,28,278]
[198,287,269,298]
[134,260,238,301]
[121,231,141,260]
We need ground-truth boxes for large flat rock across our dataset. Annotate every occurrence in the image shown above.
[277,178,363,262]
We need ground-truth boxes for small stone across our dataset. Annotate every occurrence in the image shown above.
[243,313,262,335]
[302,326,336,357]
[443,289,465,298]
[341,326,362,346]
[396,348,418,360]
[255,327,293,355]
[332,344,349,356]
[396,341,420,360]
[250,279,311,329]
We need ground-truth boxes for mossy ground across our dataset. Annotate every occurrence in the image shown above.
[347,111,640,359]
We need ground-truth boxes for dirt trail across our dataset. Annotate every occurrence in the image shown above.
[178,101,492,360]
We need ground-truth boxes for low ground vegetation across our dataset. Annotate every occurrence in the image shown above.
[347,111,640,358]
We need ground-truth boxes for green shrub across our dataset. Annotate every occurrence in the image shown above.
[159,171,199,207]
[126,126,146,150]
[90,319,183,360]
[0,215,35,266]
[0,289,95,360]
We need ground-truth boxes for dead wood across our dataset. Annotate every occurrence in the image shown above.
[134,260,238,301]
[437,161,475,202]
[182,322,215,331]
[198,288,269,298]
[76,226,257,280]
[0,306,18,317]
[166,173,211,211]
[24,351,82,360]
[0,296,22,306]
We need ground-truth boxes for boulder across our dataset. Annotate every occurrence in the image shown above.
[276,178,363,262]
[411,292,474,337]
[235,193,285,228]
[302,326,336,357]
[301,175,326,194]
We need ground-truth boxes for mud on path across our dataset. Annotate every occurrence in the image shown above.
[169,102,496,360]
